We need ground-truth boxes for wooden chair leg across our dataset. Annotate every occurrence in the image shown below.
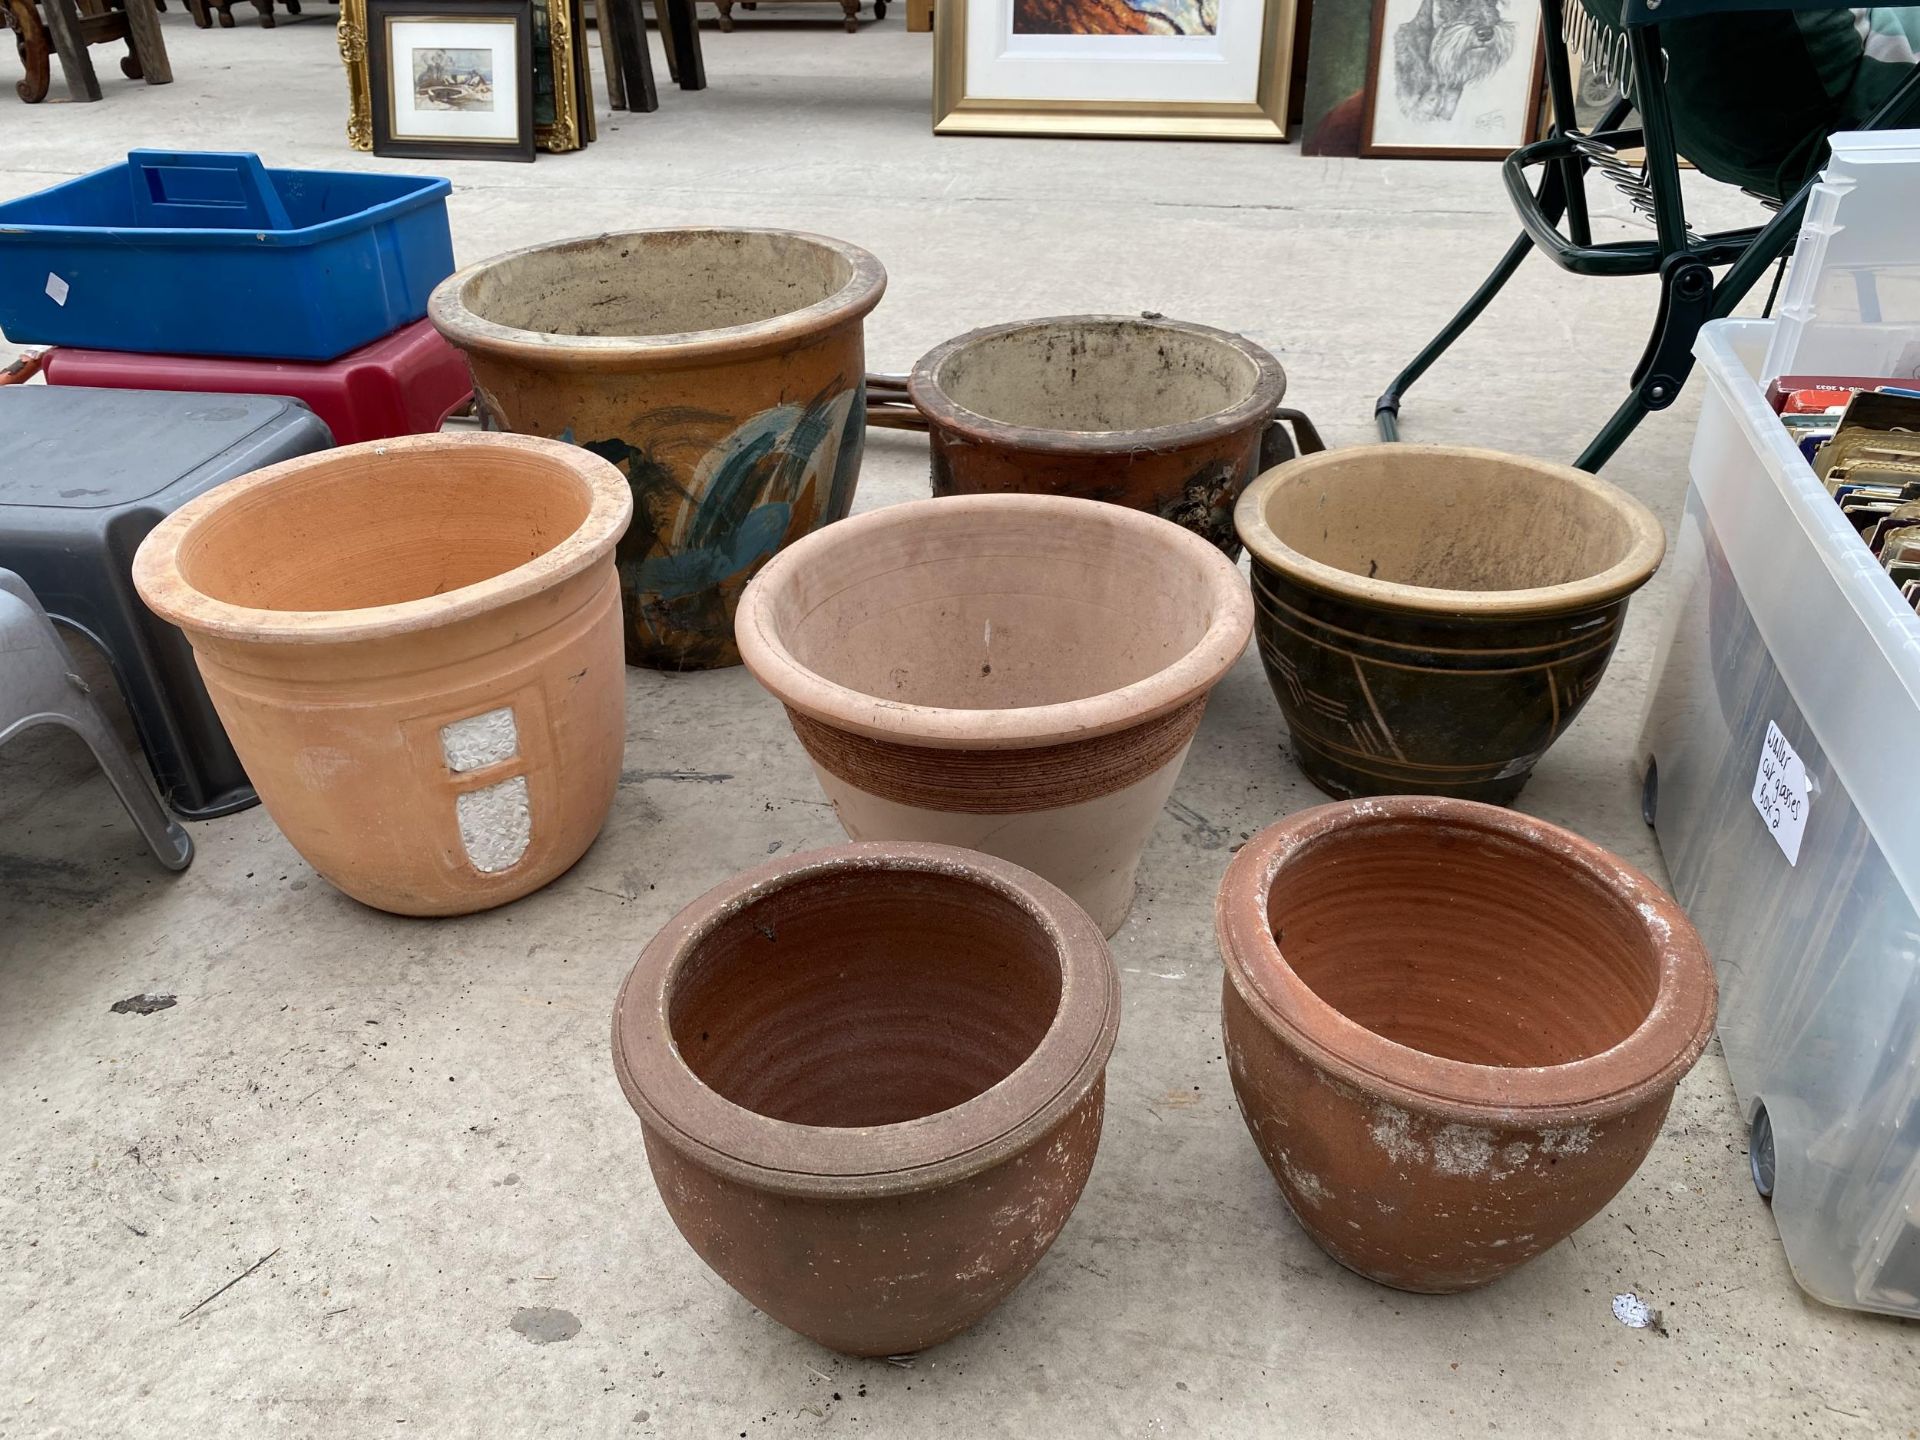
[41,0,102,100]
[714,0,730,30]
[119,0,169,84]
[907,0,929,30]
[840,0,855,29]
[606,0,653,111]
[251,0,273,26]
[653,0,676,82]
[599,0,627,108]
[3,0,52,100]
[662,0,700,86]
[184,0,208,23]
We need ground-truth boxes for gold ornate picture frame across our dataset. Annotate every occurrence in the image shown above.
[342,0,582,153]
[933,0,1297,141]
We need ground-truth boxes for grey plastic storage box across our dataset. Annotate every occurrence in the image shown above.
[0,386,334,818]
[1638,319,1920,1318]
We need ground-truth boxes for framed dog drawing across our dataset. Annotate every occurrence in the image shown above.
[1361,0,1544,158]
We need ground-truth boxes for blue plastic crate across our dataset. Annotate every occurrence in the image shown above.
[0,152,454,362]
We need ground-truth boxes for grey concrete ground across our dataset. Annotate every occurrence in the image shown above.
[3,11,1917,1438]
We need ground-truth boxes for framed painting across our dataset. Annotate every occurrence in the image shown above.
[343,0,581,153]
[366,0,536,161]
[933,0,1299,142]
[1361,0,1545,160]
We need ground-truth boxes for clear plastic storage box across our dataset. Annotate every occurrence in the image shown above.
[1638,318,1920,1318]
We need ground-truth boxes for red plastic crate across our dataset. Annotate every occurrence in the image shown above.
[41,317,472,445]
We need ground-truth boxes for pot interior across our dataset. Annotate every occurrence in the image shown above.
[175,448,592,612]
[669,868,1063,1128]
[459,231,855,340]
[932,320,1260,433]
[766,507,1220,709]
[1261,449,1642,593]
[1266,819,1660,1067]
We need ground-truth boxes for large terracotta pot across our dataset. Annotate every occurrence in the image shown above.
[1235,444,1665,803]
[612,842,1120,1356]
[428,228,886,671]
[132,433,632,916]
[908,315,1287,557]
[735,493,1252,936]
[1218,798,1716,1294]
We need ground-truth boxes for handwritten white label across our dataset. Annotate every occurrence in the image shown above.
[1751,720,1810,866]
[44,272,68,307]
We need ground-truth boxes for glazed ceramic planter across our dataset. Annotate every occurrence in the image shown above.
[909,315,1288,557]
[736,493,1253,936]
[1235,444,1665,803]
[1219,798,1716,1294]
[132,433,632,916]
[429,228,886,671]
[612,842,1120,1356]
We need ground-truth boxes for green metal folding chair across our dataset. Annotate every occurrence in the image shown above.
[1376,0,1920,471]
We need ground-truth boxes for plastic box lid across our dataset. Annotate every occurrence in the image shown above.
[1764,129,1920,380]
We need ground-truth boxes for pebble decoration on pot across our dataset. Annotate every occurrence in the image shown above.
[734,492,1253,936]
[612,842,1120,1356]
[908,314,1290,556]
[132,432,632,916]
[1235,444,1666,803]
[1217,797,1716,1292]
[430,227,886,672]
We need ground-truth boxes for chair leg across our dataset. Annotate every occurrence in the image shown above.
[40,0,102,101]
[3,0,53,102]
[120,0,170,85]
[1375,229,1536,442]
[0,576,192,871]
[661,0,701,87]
[59,707,194,870]
[1377,159,1568,441]
[607,0,655,111]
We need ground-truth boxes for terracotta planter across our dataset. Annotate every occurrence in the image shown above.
[1235,444,1665,803]
[428,228,886,671]
[612,842,1120,1356]
[736,494,1252,936]
[1219,798,1716,1294]
[132,433,632,916]
[909,315,1287,557]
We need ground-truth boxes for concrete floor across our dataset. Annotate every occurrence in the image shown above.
[4,11,1917,1438]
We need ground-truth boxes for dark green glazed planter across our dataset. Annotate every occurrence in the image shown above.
[1234,444,1666,804]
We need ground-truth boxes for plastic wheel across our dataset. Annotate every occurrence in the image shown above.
[1750,1104,1776,1203]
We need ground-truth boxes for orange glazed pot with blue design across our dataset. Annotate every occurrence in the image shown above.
[431,228,886,671]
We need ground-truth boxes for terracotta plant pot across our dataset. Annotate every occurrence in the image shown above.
[612,842,1120,1356]
[1235,444,1665,803]
[736,494,1252,936]
[429,228,886,671]
[908,315,1287,556]
[132,433,632,916]
[1218,798,1716,1294]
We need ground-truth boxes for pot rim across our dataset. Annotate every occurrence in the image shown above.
[906,314,1287,456]
[611,842,1120,1198]
[1216,797,1717,1128]
[1233,444,1667,618]
[426,227,888,369]
[131,432,634,646]
[735,493,1254,750]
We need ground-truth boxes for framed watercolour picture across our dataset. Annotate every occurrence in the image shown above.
[364,0,536,161]
[1361,0,1544,159]
[934,0,1298,142]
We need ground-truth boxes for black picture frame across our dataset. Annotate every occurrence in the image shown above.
[368,0,537,163]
